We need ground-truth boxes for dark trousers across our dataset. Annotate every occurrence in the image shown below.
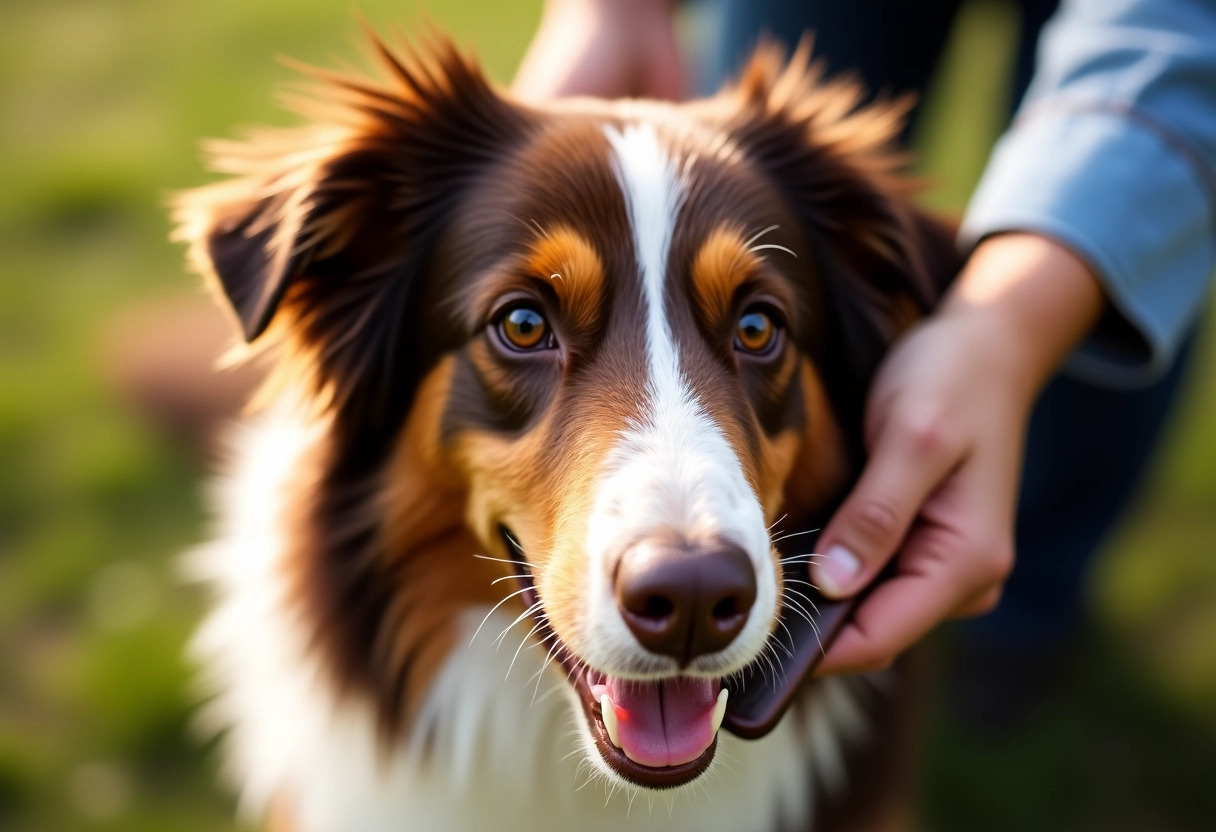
[707,0,1198,654]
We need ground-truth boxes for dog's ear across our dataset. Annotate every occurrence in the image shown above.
[173,35,527,423]
[714,39,963,432]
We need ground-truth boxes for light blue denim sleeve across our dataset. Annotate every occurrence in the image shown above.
[960,0,1216,388]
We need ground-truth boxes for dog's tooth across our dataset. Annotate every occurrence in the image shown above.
[710,688,728,736]
[600,694,622,749]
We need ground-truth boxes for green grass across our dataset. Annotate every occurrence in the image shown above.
[1,1,1213,829]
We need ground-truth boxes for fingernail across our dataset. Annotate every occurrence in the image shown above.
[816,545,860,597]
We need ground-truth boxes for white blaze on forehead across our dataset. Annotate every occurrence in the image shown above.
[604,123,685,399]
[577,124,775,676]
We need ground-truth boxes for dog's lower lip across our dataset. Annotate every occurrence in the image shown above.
[499,526,719,788]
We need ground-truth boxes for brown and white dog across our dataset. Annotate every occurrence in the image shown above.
[176,31,959,832]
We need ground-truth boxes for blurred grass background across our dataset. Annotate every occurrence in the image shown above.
[0,1,1212,830]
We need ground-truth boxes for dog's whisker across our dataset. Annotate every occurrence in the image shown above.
[753,626,791,689]
[772,528,820,544]
[524,637,555,655]
[500,528,525,555]
[520,632,561,690]
[770,656,788,691]
[468,587,533,647]
[783,585,824,617]
[626,782,640,816]
[766,512,788,532]
[490,573,531,585]
[530,645,560,688]
[492,600,544,648]
[780,593,817,627]
[783,577,826,597]
[778,552,824,563]
[750,242,798,258]
[780,592,815,621]
[781,595,826,653]
[525,629,560,652]
[743,223,780,249]
[532,638,569,702]
[505,618,547,681]
[773,618,797,659]
[778,563,824,573]
[782,590,825,639]
[778,559,825,571]
[784,601,826,658]
[472,553,533,570]
[759,634,789,690]
[782,576,822,587]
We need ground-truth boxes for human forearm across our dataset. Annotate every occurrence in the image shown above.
[513,0,681,101]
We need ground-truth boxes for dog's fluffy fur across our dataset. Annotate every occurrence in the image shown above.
[176,32,958,832]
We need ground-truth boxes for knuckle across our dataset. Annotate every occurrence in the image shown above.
[958,588,1002,619]
[914,532,957,567]
[851,498,903,548]
[901,408,956,457]
[975,589,1003,615]
[980,539,1015,582]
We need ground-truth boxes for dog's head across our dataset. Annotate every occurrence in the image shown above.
[177,35,957,790]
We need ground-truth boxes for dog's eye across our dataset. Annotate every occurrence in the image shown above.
[735,307,778,355]
[498,304,552,351]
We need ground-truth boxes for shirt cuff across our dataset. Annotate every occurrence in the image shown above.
[961,106,1216,389]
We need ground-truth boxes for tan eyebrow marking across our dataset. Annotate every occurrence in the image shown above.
[690,225,762,326]
[524,225,604,332]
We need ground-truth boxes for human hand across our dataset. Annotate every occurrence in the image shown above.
[512,0,682,101]
[811,233,1105,675]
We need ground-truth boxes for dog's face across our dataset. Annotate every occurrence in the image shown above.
[177,37,954,790]
[437,118,836,785]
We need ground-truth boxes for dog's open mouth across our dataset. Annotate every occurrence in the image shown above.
[498,518,859,788]
[501,528,725,788]
[579,669,725,786]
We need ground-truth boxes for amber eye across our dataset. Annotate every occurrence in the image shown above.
[735,308,778,354]
[498,304,551,351]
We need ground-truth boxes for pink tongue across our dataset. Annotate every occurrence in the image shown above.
[594,677,720,768]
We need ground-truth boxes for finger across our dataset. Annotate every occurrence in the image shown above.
[812,411,964,598]
[813,521,998,676]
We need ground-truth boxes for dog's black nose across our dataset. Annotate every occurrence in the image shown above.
[615,539,757,665]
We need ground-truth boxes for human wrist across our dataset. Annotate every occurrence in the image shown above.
[941,232,1105,398]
